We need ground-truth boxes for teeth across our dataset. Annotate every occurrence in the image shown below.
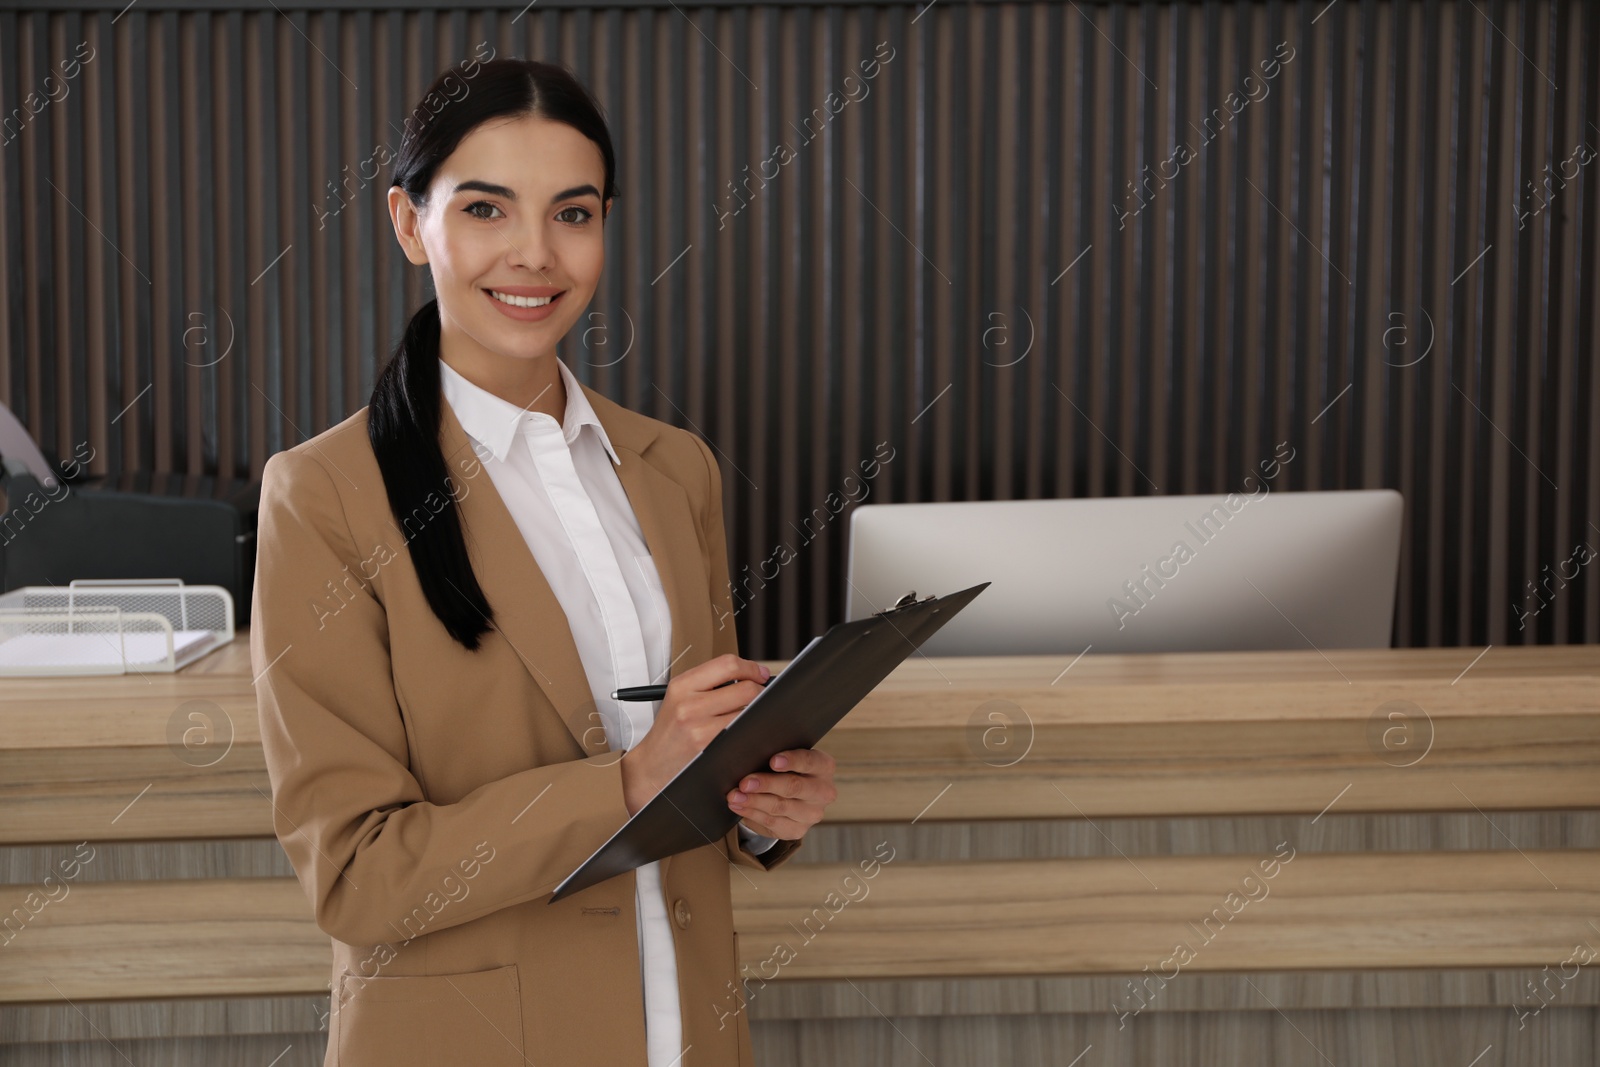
[491,290,558,308]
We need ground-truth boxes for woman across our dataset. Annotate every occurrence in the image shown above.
[251,58,836,1067]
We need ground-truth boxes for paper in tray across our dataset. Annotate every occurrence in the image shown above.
[0,629,217,670]
[0,579,234,675]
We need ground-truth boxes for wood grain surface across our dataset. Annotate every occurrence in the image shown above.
[7,849,1597,1002]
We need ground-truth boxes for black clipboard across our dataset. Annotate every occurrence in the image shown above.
[547,581,990,903]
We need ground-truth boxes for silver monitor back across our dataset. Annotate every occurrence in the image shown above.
[844,489,1404,655]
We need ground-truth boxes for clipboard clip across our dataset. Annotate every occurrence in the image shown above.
[876,590,934,617]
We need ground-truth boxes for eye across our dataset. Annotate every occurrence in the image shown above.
[464,200,504,221]
[556,205,594,225]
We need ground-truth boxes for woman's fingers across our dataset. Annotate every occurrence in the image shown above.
[730,751,838,801]
[667,654,768,728]
[695,652,769,690]
[767,748,834,775]
[727,747,838,832]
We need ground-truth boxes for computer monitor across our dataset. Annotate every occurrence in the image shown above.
[844,489,1404,655]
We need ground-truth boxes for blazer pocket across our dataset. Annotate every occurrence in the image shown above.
[335,963,524,1067]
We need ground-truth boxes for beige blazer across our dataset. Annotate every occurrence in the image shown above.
[250,379,801,1067]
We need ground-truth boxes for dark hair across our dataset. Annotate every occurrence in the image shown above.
[370,59,619,651]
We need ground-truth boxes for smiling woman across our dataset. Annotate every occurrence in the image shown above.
[251,57,833,1067]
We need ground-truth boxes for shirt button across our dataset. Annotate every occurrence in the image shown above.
[672,898,691,929]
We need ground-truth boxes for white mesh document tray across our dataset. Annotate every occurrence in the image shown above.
[0,579,235,676]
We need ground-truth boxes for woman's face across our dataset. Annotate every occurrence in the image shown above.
[389,112,612,368]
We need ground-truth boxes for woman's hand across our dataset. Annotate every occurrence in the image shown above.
[728,747,837,840]
[619,653,770,816]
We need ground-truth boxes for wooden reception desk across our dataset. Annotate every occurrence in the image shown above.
[2,637,1598,1064]
[4,637,1597,843]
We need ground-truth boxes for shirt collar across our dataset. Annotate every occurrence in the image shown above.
[439,356,622,467]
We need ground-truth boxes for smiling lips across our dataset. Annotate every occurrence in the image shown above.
[485,286,565,321]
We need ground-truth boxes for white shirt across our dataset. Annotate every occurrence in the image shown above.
[439,355,775,1067]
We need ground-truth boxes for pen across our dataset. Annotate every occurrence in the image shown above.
[611,677,770,702]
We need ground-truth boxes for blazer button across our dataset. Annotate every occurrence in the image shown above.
[672,898,691,928]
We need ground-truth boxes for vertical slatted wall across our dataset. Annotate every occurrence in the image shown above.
[0,0,1595,658]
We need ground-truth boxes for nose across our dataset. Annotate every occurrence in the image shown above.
[500,217,557,277]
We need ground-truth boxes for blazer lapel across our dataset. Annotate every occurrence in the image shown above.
[437,384,712,768]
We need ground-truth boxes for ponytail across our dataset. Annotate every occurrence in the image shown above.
[367,299,495,650]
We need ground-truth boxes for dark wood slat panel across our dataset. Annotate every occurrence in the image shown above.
[0,1,1592,662]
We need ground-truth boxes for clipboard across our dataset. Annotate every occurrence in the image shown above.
[547,580,990,903]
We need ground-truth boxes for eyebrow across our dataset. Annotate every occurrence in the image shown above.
[451,180,602,205]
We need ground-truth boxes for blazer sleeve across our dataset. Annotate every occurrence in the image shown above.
[251,449,640,946]
[691,432,805,873]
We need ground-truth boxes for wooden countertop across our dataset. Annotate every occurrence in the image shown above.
[2,633,1596,843]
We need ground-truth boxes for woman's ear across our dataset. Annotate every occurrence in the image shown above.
[388,186,430,266]
[602,196,613,221]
